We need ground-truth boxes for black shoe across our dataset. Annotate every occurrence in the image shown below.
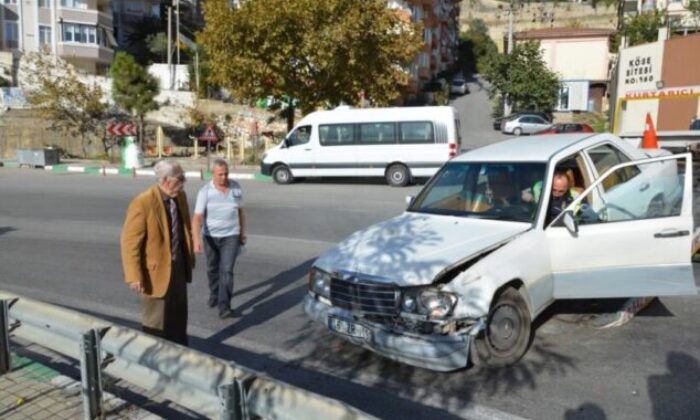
[207,298,217,308]
[218,308,234,319]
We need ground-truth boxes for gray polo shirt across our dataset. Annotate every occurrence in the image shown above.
[194,180,243,237]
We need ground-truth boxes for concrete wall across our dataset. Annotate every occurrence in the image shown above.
[462,0,617,53]
[0,108,104,159]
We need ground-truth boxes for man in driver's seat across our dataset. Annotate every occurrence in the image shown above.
[522,170,580,224]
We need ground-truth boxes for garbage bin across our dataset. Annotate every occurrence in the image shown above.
[16,148,60,168]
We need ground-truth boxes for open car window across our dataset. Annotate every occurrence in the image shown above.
[554,154,689,226]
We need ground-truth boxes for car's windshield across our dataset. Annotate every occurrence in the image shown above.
[409,162,547,223]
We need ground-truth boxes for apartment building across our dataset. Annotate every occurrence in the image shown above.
[625,0,700,32]
[389,0,462,95]
[0,0,115,75]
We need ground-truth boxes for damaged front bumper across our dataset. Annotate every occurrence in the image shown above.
[303,294,472,372]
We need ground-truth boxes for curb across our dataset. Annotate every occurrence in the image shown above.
[1,162,271,182]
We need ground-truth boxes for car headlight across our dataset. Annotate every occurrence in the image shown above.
[402,288,457,319]
[308,267,331,298]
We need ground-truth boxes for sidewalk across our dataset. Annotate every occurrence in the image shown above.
[1,340,198,420]
[0,156,270,182]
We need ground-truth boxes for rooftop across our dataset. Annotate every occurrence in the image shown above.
[456,133,603,162]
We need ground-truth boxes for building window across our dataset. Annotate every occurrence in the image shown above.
[3,0,18,5]
[39,0,51,7]
[39,25,52,48]
[62,23,99,45]
[125,1,144,13]
[4,21,19,49]
[60,0,87,9]
[558,86,570,111]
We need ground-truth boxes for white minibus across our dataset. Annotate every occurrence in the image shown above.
[260,106,462,186]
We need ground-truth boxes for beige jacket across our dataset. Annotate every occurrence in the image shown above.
[121,185,195,298]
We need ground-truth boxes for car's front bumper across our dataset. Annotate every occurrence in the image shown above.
[303,294,471,372]
[260,162,272,176]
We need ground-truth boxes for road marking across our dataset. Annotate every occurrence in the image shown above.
[67,166,85,173]
[134,169,155,176]
[105,168,119,175]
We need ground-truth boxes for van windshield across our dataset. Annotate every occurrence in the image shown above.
[409,162,547,223]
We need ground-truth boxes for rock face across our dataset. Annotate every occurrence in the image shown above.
[462,0,617,52]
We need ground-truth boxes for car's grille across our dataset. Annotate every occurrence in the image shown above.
[330,278,398,315]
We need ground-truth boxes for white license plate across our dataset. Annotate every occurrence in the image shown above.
[328,316,371,340]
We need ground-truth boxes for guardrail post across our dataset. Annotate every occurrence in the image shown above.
[80,329,104,419]
[0,300,10,375]
[218,377,251,420]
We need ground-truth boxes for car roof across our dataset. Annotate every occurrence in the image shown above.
[455,133,610,162]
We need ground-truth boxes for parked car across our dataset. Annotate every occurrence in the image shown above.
[450,78,469,95]
[493,111,552,131]
[536,123,594,135]
[303,133,694,371]
[502,114,551,135]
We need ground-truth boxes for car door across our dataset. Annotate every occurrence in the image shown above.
[530,117,550,133]
[546,153,695,298]
[316,123,357,176]
[283,125,316,176]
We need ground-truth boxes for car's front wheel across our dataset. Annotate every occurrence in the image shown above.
[513,127,523,136]
[471,287,531,368]
[272,165,294,185]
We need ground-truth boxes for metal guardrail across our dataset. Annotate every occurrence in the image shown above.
[0,291,374,420]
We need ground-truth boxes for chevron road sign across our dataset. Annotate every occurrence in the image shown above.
[106,122,137,137]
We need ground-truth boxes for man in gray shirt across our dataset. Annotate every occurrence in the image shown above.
[192,159,247,319]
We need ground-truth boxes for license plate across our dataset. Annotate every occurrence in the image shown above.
[328,316,371,340]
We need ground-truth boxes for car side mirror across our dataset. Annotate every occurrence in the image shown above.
[562,211,578,236]
[405,195,414,208]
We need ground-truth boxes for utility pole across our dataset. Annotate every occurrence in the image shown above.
[503,3,515,117]
[167,5,174,90]
[176,0,181,66]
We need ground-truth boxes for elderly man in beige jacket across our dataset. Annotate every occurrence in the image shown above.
[121,160,195,345]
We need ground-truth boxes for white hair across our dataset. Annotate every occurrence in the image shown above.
[211,158,229,171]
[154,160,183,184]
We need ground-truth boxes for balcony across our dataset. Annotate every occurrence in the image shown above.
[58,8,113,27]
[57,44,113,64]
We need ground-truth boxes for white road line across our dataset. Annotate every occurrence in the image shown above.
[135,169,156,176]
[67,166,86,173]
[105,168,119,175]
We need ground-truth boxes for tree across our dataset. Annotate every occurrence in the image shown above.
[20,52,107,157]
[146,32,169,63]
[483,41,560,114]
[198,0,423,129]
[459,18,498,75]
[622,11,664,47]
[110,52,160,147]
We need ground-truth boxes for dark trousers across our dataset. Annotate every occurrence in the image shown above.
[141,255,189,346]
[203,234,240,312]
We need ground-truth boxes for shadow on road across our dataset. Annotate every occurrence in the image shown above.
[0,226,17,236]
[206,258,315,342]
[648,352,700,419]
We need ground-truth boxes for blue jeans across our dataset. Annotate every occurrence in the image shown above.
[203,234,240,312]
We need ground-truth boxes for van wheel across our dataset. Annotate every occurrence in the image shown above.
[272,165,294,185]
[513,127,522,136]
[471,288,531,368]
[386,164,410,187]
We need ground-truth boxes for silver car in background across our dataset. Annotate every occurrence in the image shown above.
[502,114,551,135]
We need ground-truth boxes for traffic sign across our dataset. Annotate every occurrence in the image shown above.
[199,124,219,142]
[106,122,137,137]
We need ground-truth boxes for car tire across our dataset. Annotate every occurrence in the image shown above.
[471,287,531,368]
[513,127,523,136]
[272,165,294,185]
[386,164,410,187]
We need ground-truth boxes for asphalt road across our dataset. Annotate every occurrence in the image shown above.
[1,169,699,420]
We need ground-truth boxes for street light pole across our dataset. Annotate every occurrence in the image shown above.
[175,0,181,66]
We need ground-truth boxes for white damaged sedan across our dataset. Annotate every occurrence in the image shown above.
[303,133,696,371]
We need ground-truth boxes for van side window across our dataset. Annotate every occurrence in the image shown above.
[319,124,355,146]
[359,123,396,144]
[287,125,312,147]
[399,122,434,144]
